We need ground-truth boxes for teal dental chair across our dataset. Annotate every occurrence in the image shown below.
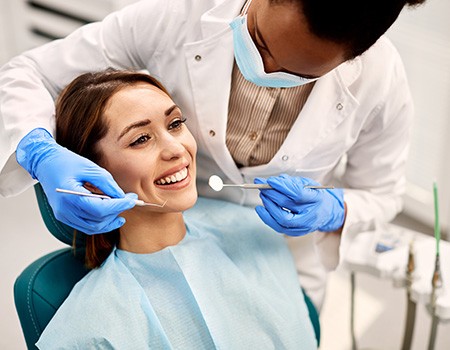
[14,184,320,349]
[14,184,89,349]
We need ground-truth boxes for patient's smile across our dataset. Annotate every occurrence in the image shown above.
[155,167,188,185]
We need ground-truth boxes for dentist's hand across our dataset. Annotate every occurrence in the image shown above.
[16,128,137,234]
[254,174,345,236]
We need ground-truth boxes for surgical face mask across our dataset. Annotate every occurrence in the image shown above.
[230,6,318,88]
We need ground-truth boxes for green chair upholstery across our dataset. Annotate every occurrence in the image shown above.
[304,290,321,346]
[14,184,320,349]
[33,182,86,246]
[14,184,88,349]
[14,248,88,349]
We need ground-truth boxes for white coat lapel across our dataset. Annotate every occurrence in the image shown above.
[184,1,245,184]
[285,66,361,160]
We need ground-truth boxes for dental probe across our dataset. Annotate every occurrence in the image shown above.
[208,175,334,192]
[55,188,167,207]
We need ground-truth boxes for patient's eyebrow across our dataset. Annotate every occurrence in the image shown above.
[165,104,180,116]
[117,105,180,141]
[118,119,151,141]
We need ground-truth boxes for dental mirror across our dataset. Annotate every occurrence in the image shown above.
[208,175,272,191]
[208,175,334,192]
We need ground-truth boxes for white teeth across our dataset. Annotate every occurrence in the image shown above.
[155,167,188,185]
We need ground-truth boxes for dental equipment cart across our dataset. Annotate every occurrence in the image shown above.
[343,223,449,350]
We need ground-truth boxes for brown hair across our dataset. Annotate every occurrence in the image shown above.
[55,69,169,269]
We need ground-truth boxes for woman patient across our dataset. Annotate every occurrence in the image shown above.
[36,69,317,349]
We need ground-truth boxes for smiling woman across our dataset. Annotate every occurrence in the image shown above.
[55,69,197,266]
[36,69,319,349]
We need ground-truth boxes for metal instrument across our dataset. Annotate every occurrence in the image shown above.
[55,188,167,207]
[208,175,334,192]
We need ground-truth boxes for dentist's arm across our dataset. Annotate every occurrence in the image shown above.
[0,1,170,197]
[17,128,137,234]
[254,174,346,236]
[0,1,169,230]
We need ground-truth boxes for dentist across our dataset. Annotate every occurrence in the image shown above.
[0,0,426,309]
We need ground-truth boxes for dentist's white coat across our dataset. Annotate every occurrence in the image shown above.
[0,0,412,308]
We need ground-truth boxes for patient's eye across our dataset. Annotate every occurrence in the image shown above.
[168,117,187,131]
[130,134,151,147]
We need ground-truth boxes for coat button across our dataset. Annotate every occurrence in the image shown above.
[209,130,216,137]
[249,131,258,141]
[195,55,202,61]
[282,155,289,161]
[336,103,343,110]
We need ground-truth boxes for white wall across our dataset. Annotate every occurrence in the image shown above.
[387,0,450,236]
[0,0,24,64]
[0,0,11,64]
[0,0,141,63]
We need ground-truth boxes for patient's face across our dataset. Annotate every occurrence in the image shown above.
[96,83,197,212]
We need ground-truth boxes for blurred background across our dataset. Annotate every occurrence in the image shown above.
[0,0,449,348]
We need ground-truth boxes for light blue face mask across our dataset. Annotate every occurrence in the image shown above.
[230,9,318,88]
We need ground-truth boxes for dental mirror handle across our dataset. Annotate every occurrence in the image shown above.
[222,184,334,189]
[222,183,272,189]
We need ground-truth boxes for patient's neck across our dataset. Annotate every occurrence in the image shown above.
[117,210,186,254]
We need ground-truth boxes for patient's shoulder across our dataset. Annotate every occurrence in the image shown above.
[36,253,152,348]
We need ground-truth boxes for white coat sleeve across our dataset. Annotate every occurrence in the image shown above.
[333,40,414,266]
[0,0,175,197]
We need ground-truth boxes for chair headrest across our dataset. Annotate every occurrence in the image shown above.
[34,184,86,247]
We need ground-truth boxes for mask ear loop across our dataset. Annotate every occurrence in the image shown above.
[55,188,167,207]
[241,0,253,16]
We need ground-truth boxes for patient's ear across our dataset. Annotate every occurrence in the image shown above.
[83,182,104,195]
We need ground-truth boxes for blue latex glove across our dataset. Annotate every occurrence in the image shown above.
[254,174,345,236]
[16,128,137,234]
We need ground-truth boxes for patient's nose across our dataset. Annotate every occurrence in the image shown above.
[160,136,185,160]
